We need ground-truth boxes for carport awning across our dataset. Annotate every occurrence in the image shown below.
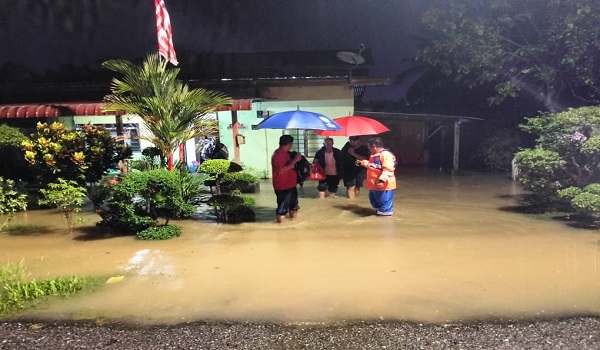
[0,99,254,118]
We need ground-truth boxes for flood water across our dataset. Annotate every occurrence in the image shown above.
[1,169,599,325]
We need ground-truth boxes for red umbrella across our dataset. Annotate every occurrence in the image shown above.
[315,116,390,136]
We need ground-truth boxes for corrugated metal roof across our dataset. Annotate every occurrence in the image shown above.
[0,102,115,118]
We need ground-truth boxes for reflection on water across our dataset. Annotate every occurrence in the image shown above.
[1,170,599,324]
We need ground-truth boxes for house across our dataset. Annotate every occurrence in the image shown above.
[1,48,479,175]
[0,49,389,177]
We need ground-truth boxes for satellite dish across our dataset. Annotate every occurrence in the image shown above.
[336,51,365,65]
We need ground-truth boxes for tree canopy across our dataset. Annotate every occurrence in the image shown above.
[417,0,600,112]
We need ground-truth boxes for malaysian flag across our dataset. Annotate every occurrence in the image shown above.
[155,0,178,65]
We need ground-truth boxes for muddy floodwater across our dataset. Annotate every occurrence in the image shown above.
[1,170,599,325]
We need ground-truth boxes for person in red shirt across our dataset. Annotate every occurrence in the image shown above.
[272,135,302,223]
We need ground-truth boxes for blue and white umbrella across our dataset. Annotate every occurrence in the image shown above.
[255,109,343,131]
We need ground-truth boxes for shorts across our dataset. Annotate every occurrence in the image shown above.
[317,175,340,193]
[343,169,366,188]
[275,187,300,215]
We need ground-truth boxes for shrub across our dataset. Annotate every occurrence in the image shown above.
[0,125,31,181]
[221,172,258,193]
[559,183,600,222]
[473,128,523,172]
[0,177,28,231]
[39,179,86,234]
[97,169,194,234]
[206,194,256,223]
[176,170,210,207]
[21,122,131,190]
[130,158,161,171]
[227,206,256,223]
[198,159,255,223]
[515,106,600,212]
[137,225,182,240]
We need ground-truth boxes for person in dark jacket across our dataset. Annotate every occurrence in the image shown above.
[313,137,344,198]
[341,136,370,198]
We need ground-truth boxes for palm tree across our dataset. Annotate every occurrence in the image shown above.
[102,53,231,170]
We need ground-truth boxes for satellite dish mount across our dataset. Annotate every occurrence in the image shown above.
[336,44,366,65]
[336,44,366,81]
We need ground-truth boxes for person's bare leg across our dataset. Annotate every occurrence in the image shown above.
[354,187,360,197]
[318,191,326,199]
[346,186,356,199]
[328,192,336,198]
[289,210,298,219]
[276,215,285,223]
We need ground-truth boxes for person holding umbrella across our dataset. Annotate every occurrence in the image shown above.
[356,137,397,216]
[272,135,303,223]
[313,137,344,198]
[341,136,370,198]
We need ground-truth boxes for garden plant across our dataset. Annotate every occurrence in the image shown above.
[38,179,87,234]
[0,260,101,317]
[96,169,195,238]
[515,106,600,222]
[0,177,28,232]
[21,122,131,194]
[199,159,256,223]
[102,53,231,170]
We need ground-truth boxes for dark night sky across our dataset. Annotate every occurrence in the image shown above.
[1,0,430,101]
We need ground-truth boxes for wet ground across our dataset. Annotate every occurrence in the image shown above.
[1,169,599,326]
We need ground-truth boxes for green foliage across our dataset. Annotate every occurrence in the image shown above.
[473,128,522,172]
[102,53,231,170]
[97,169,195,235]
[129,156,163,171]
[39,179,86,234]
[515,106,600,212]
[198,160,256,223]
[0,125,27,146]
[0,125,31,181]
[239,194,256,207]
[199,159,242,175]
[0,177,28,231]
[21,122,130,188]
[130,147,165,171]
[207,194,255,223]
[0,261,99,316]
[560,183,600,222]
[22,122,86,186]
[221,172,259,192]
[0,260,27,287]
[199,159,244,194]
[177,171,210,206]
[79,124,132,185]
[418,0,600,110]
[137,225,182,240]
[88,174,118,209]
[227,206,256,224]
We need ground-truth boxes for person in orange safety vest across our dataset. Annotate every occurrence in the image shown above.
[356,137,396,216]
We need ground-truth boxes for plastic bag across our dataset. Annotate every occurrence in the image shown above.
[309,161,326,181]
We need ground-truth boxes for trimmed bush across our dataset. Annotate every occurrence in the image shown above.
[227,206,256,224]
[97,169,194,234]
[137,225,181,240]
[221,172,258,193]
